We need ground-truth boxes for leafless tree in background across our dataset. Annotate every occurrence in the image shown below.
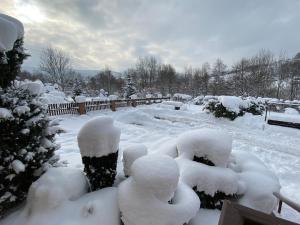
[40,47,74,91]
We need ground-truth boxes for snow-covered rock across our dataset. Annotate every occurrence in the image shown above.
[119,154,200,225]
[0,14,24,52]
[177,129,232,167]
[123,144,147,177]
[77,116,121,158]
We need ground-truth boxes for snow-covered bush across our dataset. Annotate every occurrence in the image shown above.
[119,154,199,225]
[2,168,120,225]
[175,128,280,213]
[204,96,265,120]
[192,95,204,105]
[173,93,192,102]
[177,129,240,209]
[0,83,62,217]
[122,144,147,177]
[77,117,121,191]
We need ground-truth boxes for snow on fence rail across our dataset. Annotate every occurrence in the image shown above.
[47,97,170,116]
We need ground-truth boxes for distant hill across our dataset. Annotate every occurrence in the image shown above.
[21,66,122,78]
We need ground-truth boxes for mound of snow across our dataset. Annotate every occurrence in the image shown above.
[228,151,281,214]
[150,138,178,158]
[131,155,179,201]
[77,117,121,157]
[285,107,299,115]
[0,14,24,52]
[162,101,183,108]
[218,96,247,114]
[173,93,192,101]
[75,95,86,103]
[116,109,155,126]
[26,168,88,212]
[177,158,243,196]
[0,108,12,119]
[20,80,45,96]
[123,144,148,177]
[119,154,199,225]
[177,129,232,167]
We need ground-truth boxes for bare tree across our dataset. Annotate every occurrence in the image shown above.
[40,47,73,91]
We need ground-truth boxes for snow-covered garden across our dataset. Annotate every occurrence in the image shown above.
[1,102,299,225]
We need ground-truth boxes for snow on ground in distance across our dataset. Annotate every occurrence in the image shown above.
[54,103,300,223]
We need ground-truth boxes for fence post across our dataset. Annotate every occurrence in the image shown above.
[78,102,86,115]
[132,100,137,107]
[111,100,116,111]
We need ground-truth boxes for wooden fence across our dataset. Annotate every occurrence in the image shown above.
[47,97,170,116]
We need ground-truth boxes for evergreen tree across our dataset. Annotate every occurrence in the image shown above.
[124,74,136,99]
[72,78,82,97]
[0,85,63,217]
[0,38,29,88]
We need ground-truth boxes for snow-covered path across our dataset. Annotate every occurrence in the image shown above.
[56,104,300,223]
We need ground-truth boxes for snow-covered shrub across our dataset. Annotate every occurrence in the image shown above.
[175,128,280,213]
[176,129,240,210]
[3,168,120,225]
[204,96,265,120]
[26,168,88,212]
[0,83,62,217]
[243,97,265,115]
[192,95,204,105]
[119,154,199,225]
[77,117,121,191]
[204,96,245,120]
[122,144,147,177]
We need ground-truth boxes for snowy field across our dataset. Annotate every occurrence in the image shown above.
[55,103,300,223]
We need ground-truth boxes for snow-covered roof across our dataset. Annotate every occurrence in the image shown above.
[0,14,24,52]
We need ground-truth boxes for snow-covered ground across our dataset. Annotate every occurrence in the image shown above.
[54,103,300,224]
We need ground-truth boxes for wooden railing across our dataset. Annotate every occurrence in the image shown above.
[274,192,300,214]
[47,97,170,116]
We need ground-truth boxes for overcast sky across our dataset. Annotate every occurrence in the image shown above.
[1,0,300,71]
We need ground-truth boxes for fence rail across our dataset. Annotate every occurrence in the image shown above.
[47,97,170,116]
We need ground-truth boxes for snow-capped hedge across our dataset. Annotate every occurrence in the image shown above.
[204,96,265,120]
[77,116,121,190]
[0,83,62,217]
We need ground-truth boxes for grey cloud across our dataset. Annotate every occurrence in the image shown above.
[1,0,300,70]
